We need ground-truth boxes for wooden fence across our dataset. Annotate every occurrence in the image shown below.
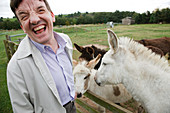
[5,33,26,42]
[3,33,133,113]
[3,40,19,62]
[3,34,26,62]
[76,91,132,113]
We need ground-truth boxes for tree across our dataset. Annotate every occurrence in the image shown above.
[93,12,108,24]
[145,11,151,23]
[84,15,93,24]
[0,17,3,22]
[161,8,170,23]
[65,20,70,25]
[55,17,67,25]
[134,13,142,24]
[13,20,20,29]
[2,8,170,30]
[152,8,161,23]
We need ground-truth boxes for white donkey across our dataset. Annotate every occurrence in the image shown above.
[95,29,170,113]
[73,55,132,112]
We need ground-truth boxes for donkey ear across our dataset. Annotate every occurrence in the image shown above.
[86,54,101,69]
[86,47,94,55]
[107,29,119,53]
[74,43,84,52]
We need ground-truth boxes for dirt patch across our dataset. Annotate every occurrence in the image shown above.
[93,39,105,43]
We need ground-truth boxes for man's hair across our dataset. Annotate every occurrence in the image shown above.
[10,0,52,18]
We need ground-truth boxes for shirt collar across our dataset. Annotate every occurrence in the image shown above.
[30,32,67,53]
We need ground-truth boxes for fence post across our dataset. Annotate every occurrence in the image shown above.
[3,40,12,62]
[9,42,18,55]
[3,40,19,62]
[6,35,11,41]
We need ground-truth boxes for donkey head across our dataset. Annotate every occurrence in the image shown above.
[95,29,122,86]
[73,54,101,98]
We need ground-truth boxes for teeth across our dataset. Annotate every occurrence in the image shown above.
[34,25,45,31]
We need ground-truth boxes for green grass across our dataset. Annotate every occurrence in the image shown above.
[0,30,25,113]
[113,24,170,40]
[0,24,170,113]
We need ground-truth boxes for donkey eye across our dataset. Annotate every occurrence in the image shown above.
[103,62,107,65]
[84,74,90,79]
[84,76,88,79]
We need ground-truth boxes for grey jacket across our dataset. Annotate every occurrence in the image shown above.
[7,33,73,113]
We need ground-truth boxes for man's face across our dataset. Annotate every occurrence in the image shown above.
[16,0,55,44]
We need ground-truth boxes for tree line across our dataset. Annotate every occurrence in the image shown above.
[0,18,20,30]
[0,8,169,30]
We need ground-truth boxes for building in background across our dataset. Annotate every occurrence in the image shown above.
[122,17,135,25]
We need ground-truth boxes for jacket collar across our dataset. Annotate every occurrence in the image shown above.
[17,32,72,61]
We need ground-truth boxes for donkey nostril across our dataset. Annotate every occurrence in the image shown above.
[77,93,82,98]
[97,82,101,86]
[94,76,97,81]
[94,77,101,86]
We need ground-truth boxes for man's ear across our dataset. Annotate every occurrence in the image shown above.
[20,25,26,33]
[51,12,55,22]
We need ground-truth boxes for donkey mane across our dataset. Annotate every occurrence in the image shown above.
[119,37,170,73]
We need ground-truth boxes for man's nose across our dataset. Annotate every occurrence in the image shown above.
[30,12,40,25]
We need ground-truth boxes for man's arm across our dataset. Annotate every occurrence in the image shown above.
[7,63,34,113]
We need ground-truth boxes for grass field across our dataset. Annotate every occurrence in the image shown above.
[0,24,170,113]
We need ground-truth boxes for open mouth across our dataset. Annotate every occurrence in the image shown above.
[33,25,46,34]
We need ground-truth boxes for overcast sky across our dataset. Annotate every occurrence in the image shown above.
[0,0,170,18]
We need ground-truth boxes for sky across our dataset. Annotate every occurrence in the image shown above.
[0,0,170,18]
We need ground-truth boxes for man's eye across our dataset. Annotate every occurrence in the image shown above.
[22,16,26,19]
[21,16,27,21]
[39,9,45,13]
